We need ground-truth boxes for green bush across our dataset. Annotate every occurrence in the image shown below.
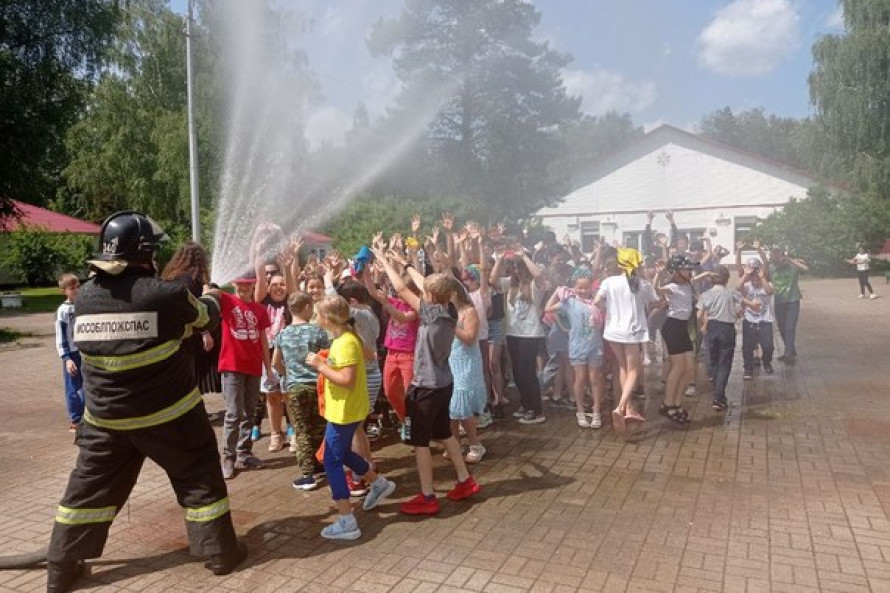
[753,187,890,276]
[3,226,94,285]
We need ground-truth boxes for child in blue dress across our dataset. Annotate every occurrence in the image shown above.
[545,268,605,428]
[448,285,487,463]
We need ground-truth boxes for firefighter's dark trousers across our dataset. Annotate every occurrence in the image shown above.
[47,404,237,562]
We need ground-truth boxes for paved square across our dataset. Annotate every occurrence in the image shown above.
[1,278,888,592]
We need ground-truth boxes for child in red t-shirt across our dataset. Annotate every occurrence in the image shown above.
[219,272,272,480]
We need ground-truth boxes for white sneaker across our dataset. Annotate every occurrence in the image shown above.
[685,385,696,397]
[870,294,878,299]
[590,412,602,429]
[576,412,591,428]
[465,444,486,463]
[858,294,865,299]
[288,435,297,453]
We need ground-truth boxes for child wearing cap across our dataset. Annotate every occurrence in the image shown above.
[218,271,273,480]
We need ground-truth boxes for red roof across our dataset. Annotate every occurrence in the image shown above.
[3,201,101,234]
[302,229,332,244]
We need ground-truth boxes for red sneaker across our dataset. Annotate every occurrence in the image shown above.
[447,476,481,501]
[346,471,368,497]
[399,493,440,515]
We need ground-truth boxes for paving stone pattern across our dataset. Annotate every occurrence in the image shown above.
[1,278,889,592]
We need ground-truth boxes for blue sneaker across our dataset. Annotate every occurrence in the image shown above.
[292,475,319,491]
[285,424,295,438]
[321,515,361,540]
[362,477,396,511]
[250,426,261,441]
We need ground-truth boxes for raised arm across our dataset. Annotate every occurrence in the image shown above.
[515,243,543,286]
[371,246,421,312]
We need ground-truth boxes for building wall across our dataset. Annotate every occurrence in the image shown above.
[538,138,813,258]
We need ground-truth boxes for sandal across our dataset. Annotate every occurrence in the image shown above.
[665,406,689,424]
[658,403,673,418]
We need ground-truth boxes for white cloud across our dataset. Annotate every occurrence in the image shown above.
[304,105,353,149]
[696,0,800,77]
[825,6,844,30]
[562,67,656,115]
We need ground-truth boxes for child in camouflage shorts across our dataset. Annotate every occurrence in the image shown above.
[272,292,330,490]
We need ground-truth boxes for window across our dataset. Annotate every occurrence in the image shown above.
[623,231,642,250]
[580,221,600,253]
[734,216,759,246]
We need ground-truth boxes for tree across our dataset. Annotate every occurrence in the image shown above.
[697,107,822,174]
[323,194,489,256]
[809,0,890,193]
[753,186,890,275]
[0,0,119,216]
[547,111,643,194]
[368,0,581,220]
[58,1,194,230]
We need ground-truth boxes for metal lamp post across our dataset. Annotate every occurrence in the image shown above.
[185,0,201,243]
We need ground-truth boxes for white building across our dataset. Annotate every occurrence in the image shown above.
[538,124,834,257]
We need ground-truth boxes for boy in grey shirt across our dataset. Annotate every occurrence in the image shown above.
[373,250,481,516]
[697,266,740,411]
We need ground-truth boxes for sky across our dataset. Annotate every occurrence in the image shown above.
[174,0,845,148]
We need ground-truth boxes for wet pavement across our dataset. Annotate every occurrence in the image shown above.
[1,277,889,593]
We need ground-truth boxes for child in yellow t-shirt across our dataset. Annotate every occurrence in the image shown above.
[305,296,395,540]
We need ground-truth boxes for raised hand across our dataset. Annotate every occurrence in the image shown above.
[369,245,387,263]
[647,210,655,223]
[665,210,674,222]
[389,232,403,251]
[440,212,454,231]
[752,239,761,250]
[372,232,384,251]
[411,213,422,235]
[387,248,408,266]
[429,226,441,246]
[736,240,746,250]
[467,221,482,241]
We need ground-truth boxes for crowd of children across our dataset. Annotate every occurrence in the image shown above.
[56,211,820,541]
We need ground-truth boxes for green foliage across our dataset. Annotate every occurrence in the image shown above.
[323,194,491,255]
[698,107,825,174]
[2,227,92,286]
[809,0,890,193]
[367,0,581,220]
[59,2,193,224]
[0,0,119,214]
[753,187,890,275]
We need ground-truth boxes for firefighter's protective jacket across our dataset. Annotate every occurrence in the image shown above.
[73,271,220,428]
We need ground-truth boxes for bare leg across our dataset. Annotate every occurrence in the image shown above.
[489,343,506,405]
[572,365,587,415]
[589,364,603,413]
[665,353,686,407]
[266,391,284,436]
[461,417,480,447]
[439,436,470,482]
[352,425,373,465]
[414,446,436,495]
[620,347,642,416]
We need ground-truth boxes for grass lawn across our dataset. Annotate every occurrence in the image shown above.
[1,286,65,313]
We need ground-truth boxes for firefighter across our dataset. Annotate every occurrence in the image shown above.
[46,211,247,593]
